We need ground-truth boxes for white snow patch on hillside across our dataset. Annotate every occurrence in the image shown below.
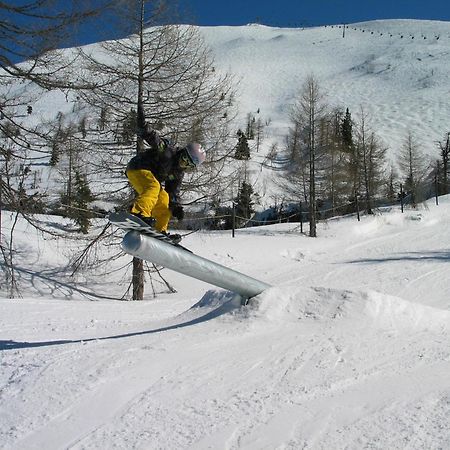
[199,19,450,161]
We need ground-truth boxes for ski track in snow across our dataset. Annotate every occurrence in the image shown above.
[2,287,450,449]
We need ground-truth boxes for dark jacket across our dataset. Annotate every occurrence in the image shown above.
[127,127,184,204]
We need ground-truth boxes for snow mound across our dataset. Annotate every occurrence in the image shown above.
[247,285,450,332]
[351,216,384,236]
[351,207,440,236]
[188,290,242,315]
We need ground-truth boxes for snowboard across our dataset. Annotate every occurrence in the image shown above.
[108,211,189,250]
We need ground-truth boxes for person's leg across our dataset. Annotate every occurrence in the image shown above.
[151,188,171,232]
[127,169,161,218]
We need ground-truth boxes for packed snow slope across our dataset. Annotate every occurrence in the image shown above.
[1,196,450,449]
[200,19,450,160]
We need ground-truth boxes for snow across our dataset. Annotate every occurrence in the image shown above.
[2,19,450,449]
[1,194,450,449]
[199,20,450,162]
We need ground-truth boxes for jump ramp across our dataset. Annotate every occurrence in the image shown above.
[121,231,271,303]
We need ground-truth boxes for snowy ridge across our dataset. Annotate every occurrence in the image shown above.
[247,285,450,333]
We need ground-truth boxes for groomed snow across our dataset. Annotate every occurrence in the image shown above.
[199,19,450,161]
[1,194,449,449]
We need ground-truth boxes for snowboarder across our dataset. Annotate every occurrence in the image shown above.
[126,107,206,242]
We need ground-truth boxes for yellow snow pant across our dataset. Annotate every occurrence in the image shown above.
[126,169,171,232]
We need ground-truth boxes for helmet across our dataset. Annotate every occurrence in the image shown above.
[184,143,206,167]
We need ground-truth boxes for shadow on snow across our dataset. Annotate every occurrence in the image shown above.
[346,250,450,264]
[0,291,242,351]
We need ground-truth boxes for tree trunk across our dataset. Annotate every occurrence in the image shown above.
[131,0,146,300]
[309,103,317,237]
[132,257,145,300]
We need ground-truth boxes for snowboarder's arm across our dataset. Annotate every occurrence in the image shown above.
[165,172,184,206]
[136,105,166,151]
[143,129,166,151]
[137,103,146,131]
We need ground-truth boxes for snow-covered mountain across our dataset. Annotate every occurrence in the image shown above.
[200,19,450,160]
[10,19,450,209]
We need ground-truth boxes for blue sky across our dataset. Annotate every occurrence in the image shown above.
[176,0,450,28]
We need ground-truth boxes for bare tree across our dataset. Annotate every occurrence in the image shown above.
[288,75,328,237]
[397,132,430,206]
[0,0,112,88]
[74,0,236,299]
[437,132,449,195]
[354,108,387,214]
[255,117,265,152]
[77,4,236,195]
[282,120,309,203]
[0,0,112,295]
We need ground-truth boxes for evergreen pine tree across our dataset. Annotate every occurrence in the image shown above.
[49,140,59,166]
[235,130,251,160]
[78,116,87,139]
[438,133,449,195]
[385,166,398,202]
[342,107,361,213]
[341,108,353,149]
[99,106,108,131]
[235,181,255,225]
[246,114,256,140]
[72,171,94,233]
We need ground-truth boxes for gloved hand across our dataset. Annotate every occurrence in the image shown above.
[170,203,184,221]
[136,123,151,137]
